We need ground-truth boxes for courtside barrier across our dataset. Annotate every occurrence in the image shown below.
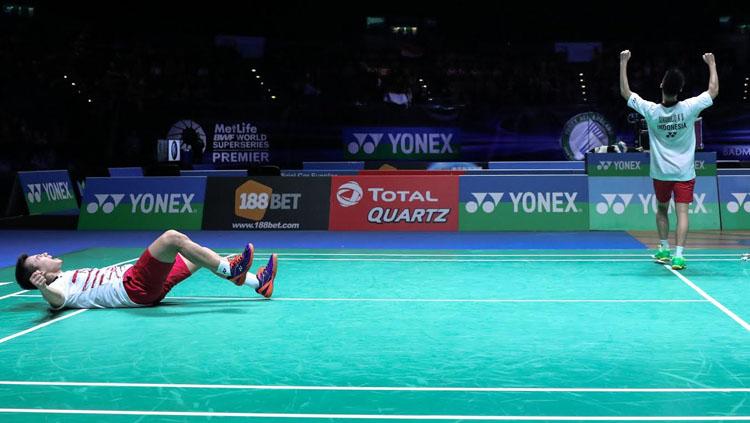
[459,175,589,231]
[718,175,750,229]
[17,170,79,215]
[78,177,206,230]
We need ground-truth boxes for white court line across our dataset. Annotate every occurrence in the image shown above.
[14,294,707,304]
[0,309,87,345]
[0,408,748,420]
[0,282,14,286]
[223,252,741,258]
[0,380,747,393]
[664,265,750,332]
[0,257,138,345]
[279,258,739,262]
[0,290,27,301]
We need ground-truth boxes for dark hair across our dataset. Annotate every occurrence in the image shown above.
[662,68,685,97]
[15,253,36,290]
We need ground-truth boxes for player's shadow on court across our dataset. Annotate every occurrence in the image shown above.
[7,303,69,324]
[120,300,263,317]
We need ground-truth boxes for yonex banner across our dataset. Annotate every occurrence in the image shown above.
[586,152,716,177]
[589,177,720,230]
[78,177,206,230]
[17,170,78,215]
[329,176,459,231]
[203,177,330,230]
[343,127,460,160]
[718,175,750,230]
[459,175,589,231]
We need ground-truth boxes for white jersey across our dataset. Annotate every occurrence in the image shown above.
[627,92,713,181]
[50,265,141,309]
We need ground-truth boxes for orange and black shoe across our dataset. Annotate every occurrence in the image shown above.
[255,254,278,298]
[228,243,254,286]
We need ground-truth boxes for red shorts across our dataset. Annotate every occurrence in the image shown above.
[652,178,695,204]
[123,249,192,305]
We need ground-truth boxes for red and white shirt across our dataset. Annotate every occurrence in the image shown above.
[50,265,141,309]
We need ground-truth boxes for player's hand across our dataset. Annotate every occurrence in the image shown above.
[620,50,631,62]
[29,270,48,290]
[702,53,715,66]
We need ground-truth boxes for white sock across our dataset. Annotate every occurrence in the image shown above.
[675,246,684,258]
[659,240,669,250]
[216,258,231,277]
[243,273,259,289]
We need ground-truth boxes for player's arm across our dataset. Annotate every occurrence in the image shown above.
[30,270,64,308]
[703,53,719,99]
[619,50,634,100]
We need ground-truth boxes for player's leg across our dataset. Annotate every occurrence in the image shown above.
[147,230,253,284]
[652,179,673,264]
[671,179,695,270]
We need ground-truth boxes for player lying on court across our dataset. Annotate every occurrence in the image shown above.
[14,230,277,309]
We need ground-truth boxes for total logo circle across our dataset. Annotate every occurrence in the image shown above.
[336,181,363,207]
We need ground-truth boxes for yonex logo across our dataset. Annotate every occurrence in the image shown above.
[336,181,363,207]
[596,194,633,215]
[638,193,707,215]
[596,161,641,171]
[347,133,383,155]
[86,194,125,214]
[727,193,750,214]
[465,192,504,213]
[26,184,42,203]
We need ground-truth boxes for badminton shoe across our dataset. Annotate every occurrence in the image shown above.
[671,256,687,270]
[255,254,278,298]
[653,249,672,264]
[228,243,254,286]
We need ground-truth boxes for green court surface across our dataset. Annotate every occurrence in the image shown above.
[1,247,750,422]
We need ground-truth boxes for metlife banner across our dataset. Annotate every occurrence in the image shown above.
[166,119,272,167]
[586,152,716,177]
[459,175,589,231]
[343,127,460,160]
[203,177,331,230]
[329,176,459,231]
[589,177,720,230]
[17,170,79,215]
[718,176,750,229]
[78,177,206,230]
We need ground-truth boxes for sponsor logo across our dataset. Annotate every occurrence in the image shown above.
[86,193,194,214]
[595,194,634,215]
[26,184,42,203]
[465,192,504,213]
[561,112,615,160]
[727,193,750,214]
[336,181,364,207]
[722,146,750,158]
[347,133,383,155]
[368,207,449,224]
[234,180,302,221]
[596,193,708,215]
[335,181,450,224]
[595,161,642,171]
[86,194,125,214]
[27,182,74,204]
[346,131,456,156]
[466,192,579,214]
[167,120,207,153]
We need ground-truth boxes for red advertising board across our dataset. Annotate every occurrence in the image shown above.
[329,175,459,231]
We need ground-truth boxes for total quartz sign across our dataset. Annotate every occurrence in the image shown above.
[328,176,459,231]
